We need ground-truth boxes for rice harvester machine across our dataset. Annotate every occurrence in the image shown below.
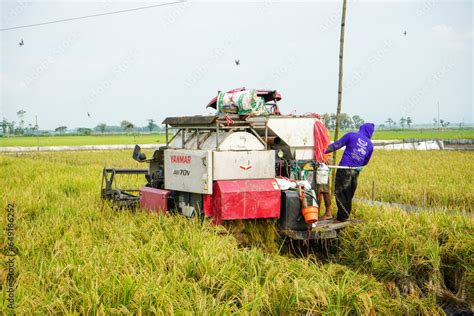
[101,89,350,240]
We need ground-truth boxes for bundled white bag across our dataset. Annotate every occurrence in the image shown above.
[217,89,268,115]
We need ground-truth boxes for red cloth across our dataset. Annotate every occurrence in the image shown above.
[314,121,331,163]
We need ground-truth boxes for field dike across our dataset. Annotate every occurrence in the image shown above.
[0,151,472,314]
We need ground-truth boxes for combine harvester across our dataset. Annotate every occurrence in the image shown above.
[101,89,351,242]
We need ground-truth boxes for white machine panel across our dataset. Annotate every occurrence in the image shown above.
[267,117,317,147]
[169,130,264,151]
[295,149,315,160]
[218,132,265,151]
[213,150,275,180]
[164,149,212,194]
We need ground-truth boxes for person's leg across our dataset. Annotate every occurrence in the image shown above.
[324,192,333,216]
[345,170,359,217]
[336,170,359,222]
[335,169,351,222]
[318,182,333,219]
[334,170,344,214]
[319,191,333,219]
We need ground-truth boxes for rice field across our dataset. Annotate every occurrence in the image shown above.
[0,128,472,148]
[366,128,474,140]
[357,151,474,212]
[0,151,472,314]
[0,134,166,147]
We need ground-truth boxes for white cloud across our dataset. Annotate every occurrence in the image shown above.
[432,24,472,50]
[432,24,452,35]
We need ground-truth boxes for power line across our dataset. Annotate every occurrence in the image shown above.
[0,1,185,32]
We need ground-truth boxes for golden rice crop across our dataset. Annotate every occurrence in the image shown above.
[356,150,473,212]
[0,151,471,314]
[340,204,473,309]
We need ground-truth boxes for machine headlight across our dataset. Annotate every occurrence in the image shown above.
[277,150,284,159]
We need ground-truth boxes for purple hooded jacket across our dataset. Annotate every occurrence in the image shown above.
[325,123,375,167]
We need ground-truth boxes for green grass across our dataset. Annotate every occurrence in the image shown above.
[357,151,473,211]
[1,128,472,147]
[3,151,472,314]
[0,134,166,147]
[330,128,474,140]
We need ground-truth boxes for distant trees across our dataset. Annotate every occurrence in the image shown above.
[340,113,353,130]
[384,117,413,129]
[396,117,413,129]
[433,118,450,129]
[330,113,337,129]
[147,119,157,132]
[399,117,406,128]
[351,115,365,129]
[440,119,450,128]
[1,114,31,135]
[0,111,43,135]
[17,110,26,132]
[1,118,164,136]
[385,118,395,129]
[1,118,8,135]
[120,120,134,132]
[381,117,414,129]
[8,121,16,134]
[96,123,107,134]
[55,126,68,134]
[322,113,333,129]
[322,113,364,130]
[77,127,92,135]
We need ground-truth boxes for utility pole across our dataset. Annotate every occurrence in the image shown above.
[331,0,347,194]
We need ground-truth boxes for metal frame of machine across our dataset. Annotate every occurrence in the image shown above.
[101,113,351,240]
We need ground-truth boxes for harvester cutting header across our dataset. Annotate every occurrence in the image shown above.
[101,88,351,240]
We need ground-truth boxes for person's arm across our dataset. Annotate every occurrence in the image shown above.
[325,133,350,154]
[362,147,373,166]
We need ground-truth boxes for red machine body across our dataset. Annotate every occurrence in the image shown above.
[210,179,281,224]
[139,187,170,214]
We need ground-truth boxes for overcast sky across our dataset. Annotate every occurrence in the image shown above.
[1,0,472,129]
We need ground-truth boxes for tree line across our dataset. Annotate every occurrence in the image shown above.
[383,117,413,129]
[322,113,365,130]
[0,114,163,136]
[381,117,449,129]
[1,112,455,136]
[55,119,163,135]
[0,110,39,136]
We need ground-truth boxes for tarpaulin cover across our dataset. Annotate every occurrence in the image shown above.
[314,121,331,163]
[216,89,267,115]
[207,87,282,109]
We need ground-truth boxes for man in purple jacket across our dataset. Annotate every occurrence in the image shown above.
[324,123,375,222]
